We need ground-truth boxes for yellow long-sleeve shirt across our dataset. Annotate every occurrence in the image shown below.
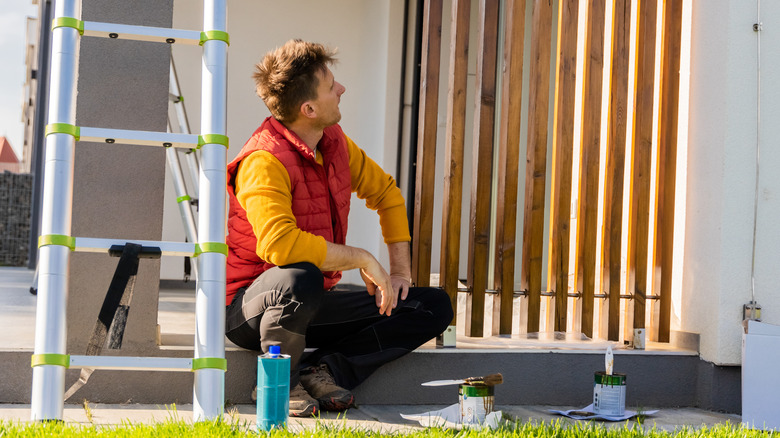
[234,134,410,269]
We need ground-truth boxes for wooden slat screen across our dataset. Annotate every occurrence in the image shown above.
[575,0,606,338]
[521,0,554,334]
[465,0,500,337]
[493,0,526,335]
[440,0,471,325]
[549,0,579,334]
[653,0,683,343]
[627,0,657,335]
[411,0,683,344]
[411,0,443,288]
[603,0,632,341]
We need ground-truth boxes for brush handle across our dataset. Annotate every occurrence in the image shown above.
[464,373,503,386]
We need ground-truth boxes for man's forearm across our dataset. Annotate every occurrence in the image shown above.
[387,241,411,279]
[321,241,373,272]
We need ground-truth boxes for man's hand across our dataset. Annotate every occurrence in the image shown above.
[390,274,411,302]
[359,257,395,316]
[322,242,397,316]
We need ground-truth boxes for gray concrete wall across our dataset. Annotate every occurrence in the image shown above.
[67,0,171,354]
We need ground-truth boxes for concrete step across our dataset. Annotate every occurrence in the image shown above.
[0,344,738,414]
[0,272,740,414]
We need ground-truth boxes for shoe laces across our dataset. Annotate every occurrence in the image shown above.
[290,382,309,397]
[309,364,336,386]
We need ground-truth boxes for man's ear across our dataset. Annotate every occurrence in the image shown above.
[300,101,316,120]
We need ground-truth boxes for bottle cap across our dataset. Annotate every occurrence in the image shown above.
[269,345,281,356]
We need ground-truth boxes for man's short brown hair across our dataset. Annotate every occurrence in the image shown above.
[253,39,337,123]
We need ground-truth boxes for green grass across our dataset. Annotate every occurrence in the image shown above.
[0,418,776,438]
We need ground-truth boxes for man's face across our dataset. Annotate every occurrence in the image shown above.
[310,66,346,128]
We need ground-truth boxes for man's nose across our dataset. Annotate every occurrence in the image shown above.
[336,82,346,96]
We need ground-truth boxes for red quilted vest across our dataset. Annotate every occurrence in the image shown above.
[225,117,352,305]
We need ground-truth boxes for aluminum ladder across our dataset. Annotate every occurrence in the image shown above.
[167,58,201,281]
[30,0,229,421]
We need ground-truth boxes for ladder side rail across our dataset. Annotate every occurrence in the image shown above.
[169,59,201,194]
[193,0,228,421]
[185,151,202,195]
[31,0,80,422]
[165,148,200,253]
[166,60,199,279]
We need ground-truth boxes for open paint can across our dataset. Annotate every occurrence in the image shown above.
[593,372,626,416]
[459,384,494,424]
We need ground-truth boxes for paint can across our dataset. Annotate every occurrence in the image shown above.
[633,328,646,350]
[459,384,494,424]
[593,372,626,416]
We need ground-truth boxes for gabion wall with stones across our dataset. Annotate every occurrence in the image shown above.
[0,171,33,266]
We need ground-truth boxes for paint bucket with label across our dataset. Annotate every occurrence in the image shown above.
[459,384,494,424]
[593,372,626,416]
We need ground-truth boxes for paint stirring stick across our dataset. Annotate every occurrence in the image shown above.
[605,345,614,375]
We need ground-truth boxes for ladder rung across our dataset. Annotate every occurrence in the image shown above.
[75,237,196,257]
[79,127,198,149]
[82,21,201,45]
[69,355,193,372]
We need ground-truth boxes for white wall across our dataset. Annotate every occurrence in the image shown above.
[161,0,407,282]
[684,0,780,365]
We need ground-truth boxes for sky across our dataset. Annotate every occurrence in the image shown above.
[0,1,39,159]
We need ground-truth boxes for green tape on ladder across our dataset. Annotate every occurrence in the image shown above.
[197,134,229,149]
[31,354,71,368]
[39,234,76,251]
[45,123,80,141]
[177,195,191,204]
[51,17,84,35]
[199,30,230,46]
[194,242,228,257]
[192,357,227,371]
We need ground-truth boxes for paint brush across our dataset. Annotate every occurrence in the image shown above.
[421,373,503,386]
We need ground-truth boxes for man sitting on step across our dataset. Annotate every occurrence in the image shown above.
[225,39,453,417]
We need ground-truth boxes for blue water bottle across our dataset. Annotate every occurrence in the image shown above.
[256,345,290,431]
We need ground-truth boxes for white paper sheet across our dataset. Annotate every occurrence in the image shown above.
[550,404,659,421]
[401,403,503,430]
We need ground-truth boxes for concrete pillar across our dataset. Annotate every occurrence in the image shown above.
[67,0,171,354]
[683,0,780,365]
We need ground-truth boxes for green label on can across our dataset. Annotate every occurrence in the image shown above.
[459,384,495,397]
[594,372,626,386]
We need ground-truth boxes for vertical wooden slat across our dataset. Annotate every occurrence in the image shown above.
[521,0,554,333]
[653,0,683,343]
[575,0,606,338]
[466,0,499,337]
[627,0,657,333]
[441,0,471,324]
[493,0,526,335]
[548,0,578,333]
[602,0,631,341]
[412,0,443,287]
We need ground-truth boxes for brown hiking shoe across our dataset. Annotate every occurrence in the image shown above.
[299,364,355,411]
[289,382,319,417]
[251,382,319,417]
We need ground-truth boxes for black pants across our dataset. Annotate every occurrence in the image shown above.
[225,262,453,389]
